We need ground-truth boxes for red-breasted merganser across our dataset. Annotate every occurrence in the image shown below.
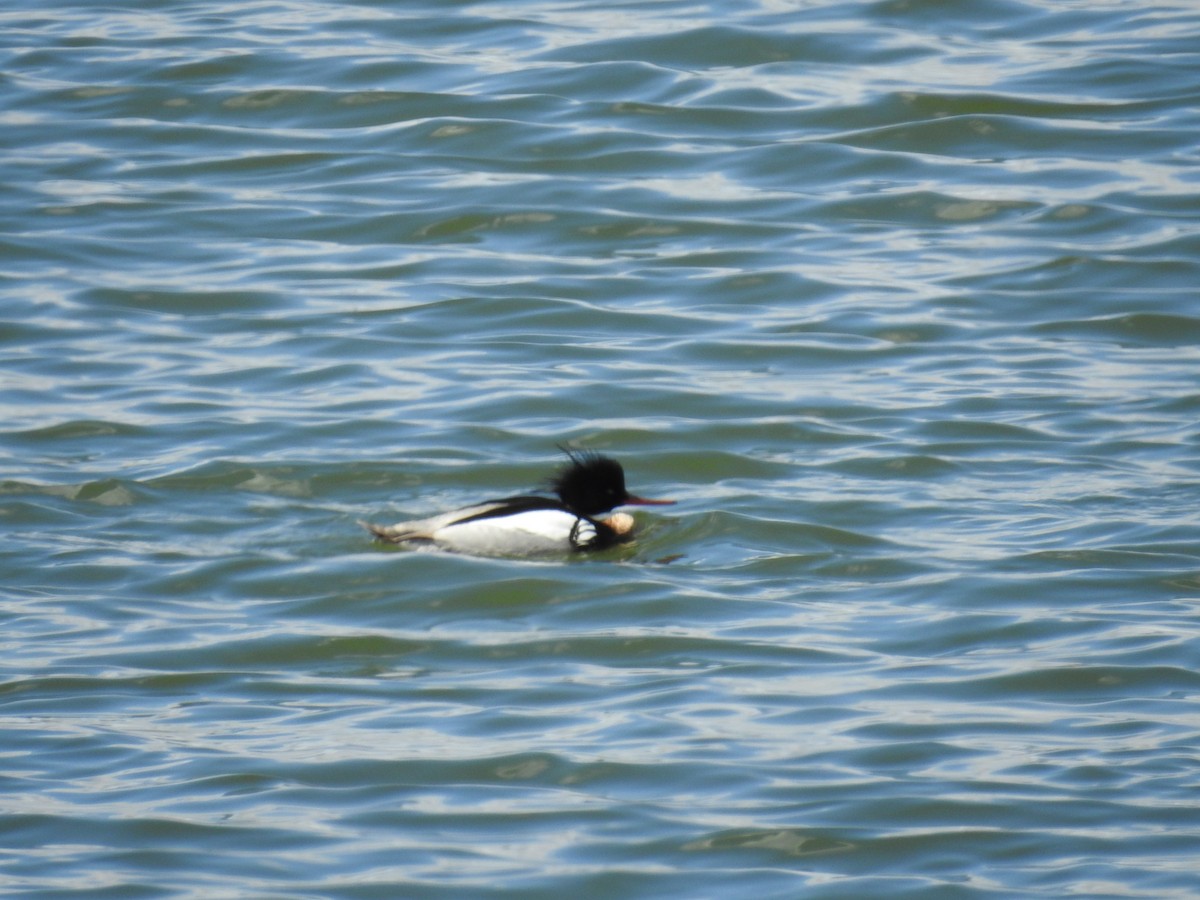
[361,449,673,555]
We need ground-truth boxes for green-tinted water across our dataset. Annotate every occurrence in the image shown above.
[3,1,1199,896]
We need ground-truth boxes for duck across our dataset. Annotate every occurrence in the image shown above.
[361,449,673,556]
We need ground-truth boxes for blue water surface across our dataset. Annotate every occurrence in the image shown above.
[3,0,1200,897]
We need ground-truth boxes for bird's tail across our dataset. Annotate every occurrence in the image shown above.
[358,520,431,544]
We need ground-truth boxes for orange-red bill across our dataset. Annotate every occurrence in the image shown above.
[625,494,675,506]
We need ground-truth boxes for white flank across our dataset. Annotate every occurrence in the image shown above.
[432,509,594,555]
[368,506,598,555]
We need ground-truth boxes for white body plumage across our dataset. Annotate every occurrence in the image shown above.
[363,502,637,556]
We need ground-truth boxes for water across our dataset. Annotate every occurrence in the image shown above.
[3,0,1200,896]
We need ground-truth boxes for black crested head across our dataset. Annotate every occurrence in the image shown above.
[550,447,628,516]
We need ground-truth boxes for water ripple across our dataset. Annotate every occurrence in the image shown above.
[4,0,1200,897]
